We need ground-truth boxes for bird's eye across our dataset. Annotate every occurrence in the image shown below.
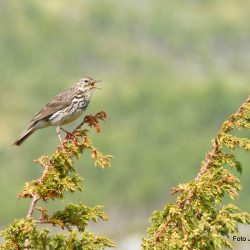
[84,79,88,83]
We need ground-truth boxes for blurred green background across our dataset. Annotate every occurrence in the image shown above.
[0,0,250,249]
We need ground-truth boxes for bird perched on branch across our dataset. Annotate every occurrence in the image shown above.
[13,76,100,146]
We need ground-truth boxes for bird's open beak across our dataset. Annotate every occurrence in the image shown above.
[90,80,102,90]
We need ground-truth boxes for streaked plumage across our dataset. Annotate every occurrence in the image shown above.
[13,76,98,146]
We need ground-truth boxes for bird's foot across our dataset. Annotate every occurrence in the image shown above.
[60,127,78,142]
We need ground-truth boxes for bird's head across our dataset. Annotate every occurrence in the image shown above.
[77,76,101,92]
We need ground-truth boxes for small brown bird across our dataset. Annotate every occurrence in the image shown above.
[13,76,99,146]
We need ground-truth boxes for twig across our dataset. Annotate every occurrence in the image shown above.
[24,195,40,249]
[73,116,89,132]
[154,221,169,246]
[26,195,40,219]
[194,138,219,181]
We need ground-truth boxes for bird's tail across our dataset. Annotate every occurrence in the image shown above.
[13,126,37,146]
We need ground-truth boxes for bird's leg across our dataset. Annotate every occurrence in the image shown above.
[56,126,64,146]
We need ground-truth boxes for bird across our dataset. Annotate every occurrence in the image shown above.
[13,76,100,146]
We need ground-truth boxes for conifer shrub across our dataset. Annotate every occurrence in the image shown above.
[142,95,250,250]
[0,112,114,250]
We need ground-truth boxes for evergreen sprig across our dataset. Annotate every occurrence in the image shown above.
[142,95,250,250]
[0,112,114,250]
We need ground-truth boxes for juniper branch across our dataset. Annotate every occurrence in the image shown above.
[195,94,250,181]
[1,112,114,250]
[143,93,250,250]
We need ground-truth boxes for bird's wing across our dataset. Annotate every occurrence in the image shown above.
[30,90,73,123]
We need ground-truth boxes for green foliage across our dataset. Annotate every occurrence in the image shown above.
[0,112,114,249]
[0,219,114,250]
[50,203,108,232]
[142,96,250,249]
